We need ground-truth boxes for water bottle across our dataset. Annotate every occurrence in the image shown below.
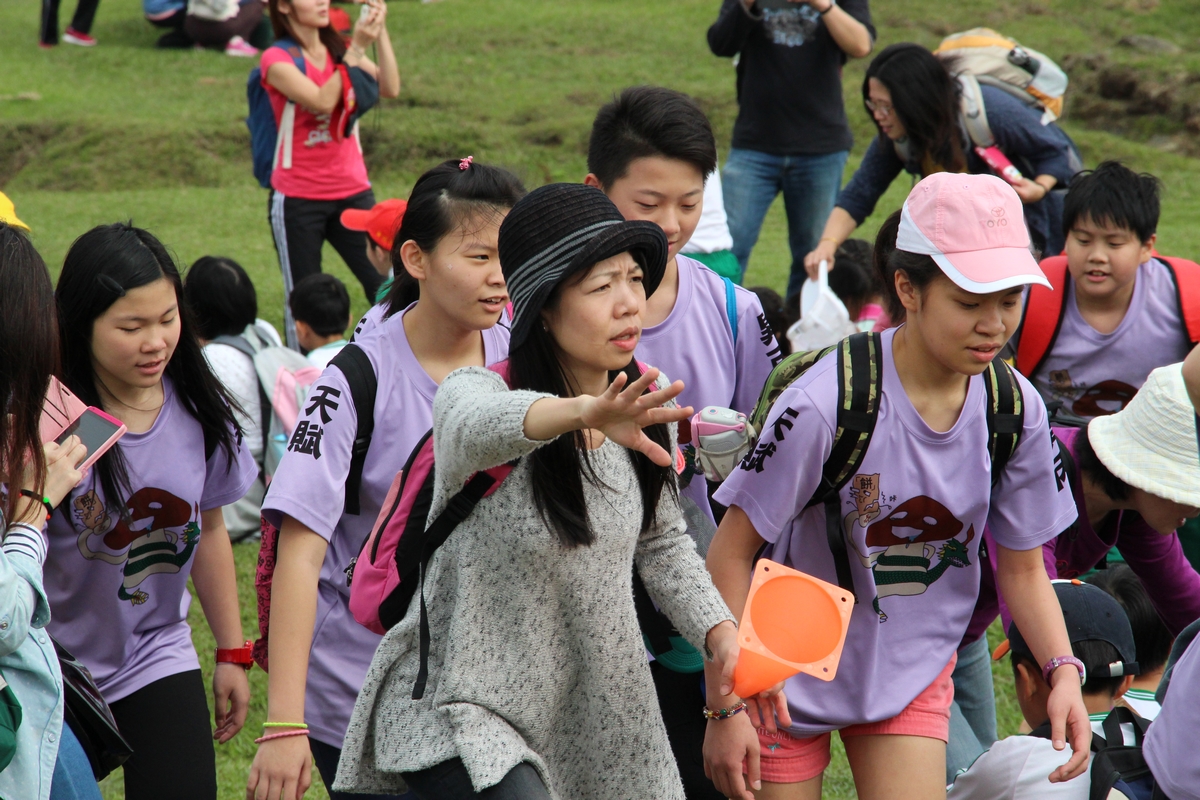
[1008,47,1041,76]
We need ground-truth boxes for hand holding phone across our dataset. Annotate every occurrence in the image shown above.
[40,377,127,471]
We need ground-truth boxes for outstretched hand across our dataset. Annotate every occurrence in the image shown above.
[578,368,692,466]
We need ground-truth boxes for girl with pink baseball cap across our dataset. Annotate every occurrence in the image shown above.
[703,172,1092,800]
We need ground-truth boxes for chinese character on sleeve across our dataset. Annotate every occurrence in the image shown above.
[740,440,777,473]
[288,420,324,459]
[772,407,799,441]
[305,386,342,424]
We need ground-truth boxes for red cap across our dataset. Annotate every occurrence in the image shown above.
[341,199,408,251]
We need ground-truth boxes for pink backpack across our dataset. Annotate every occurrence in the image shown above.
[345,361,514,698]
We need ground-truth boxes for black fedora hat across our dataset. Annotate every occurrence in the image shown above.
[498,183,668,347]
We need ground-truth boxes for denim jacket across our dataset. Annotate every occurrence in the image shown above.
[0,520,64,800]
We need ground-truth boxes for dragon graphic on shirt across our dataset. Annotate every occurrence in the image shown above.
[73,487,200,606]
[843,483,975,622]
[1047,370,1138,417]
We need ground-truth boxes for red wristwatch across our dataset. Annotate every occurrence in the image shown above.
[216,641,254,670]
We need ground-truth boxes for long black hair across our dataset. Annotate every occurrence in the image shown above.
[864,44,966,175]
[0,224,59,525]
[267,0,345,62]
[55,223,243,513]
[507,277,674,548]
[384,159,526,315]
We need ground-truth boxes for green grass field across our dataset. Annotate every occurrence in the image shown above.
[4,0,1199,796]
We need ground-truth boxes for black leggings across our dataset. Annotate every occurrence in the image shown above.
[650,662,724,800]
[404,758,549,800]
[40,0,100,43]
[108,670,216,800]
[267,188,383,349]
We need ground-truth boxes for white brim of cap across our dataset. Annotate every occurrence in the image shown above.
[898,203,1051,293]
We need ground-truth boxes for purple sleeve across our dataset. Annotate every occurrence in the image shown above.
[1116,521,1200,636]
[731,287,781,416]
[261,369,357,541]
[986,376,1078,551]
[1144,634,1200,797]
[713,375,836,544]
[199,425,257,511]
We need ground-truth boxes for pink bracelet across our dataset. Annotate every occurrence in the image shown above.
[254,729,310,744]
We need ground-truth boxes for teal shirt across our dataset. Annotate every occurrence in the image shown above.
[0,521,63,800]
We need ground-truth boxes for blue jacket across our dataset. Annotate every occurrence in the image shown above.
[0,522,64,800]
[836,85,1079,253]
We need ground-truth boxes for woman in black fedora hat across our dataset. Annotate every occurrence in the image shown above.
[333,184,742,799]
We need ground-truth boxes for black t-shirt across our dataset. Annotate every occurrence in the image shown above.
[708,0,874,156]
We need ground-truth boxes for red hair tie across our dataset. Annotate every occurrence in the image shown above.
[459,155,474,171]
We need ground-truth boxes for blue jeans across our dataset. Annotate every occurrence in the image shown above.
[50,720,102,800]
[946,635,998,783]
[722,147,849,299]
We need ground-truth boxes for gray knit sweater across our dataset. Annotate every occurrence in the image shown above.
[334,367,733,798]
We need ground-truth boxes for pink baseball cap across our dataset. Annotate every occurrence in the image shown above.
[896,172,1050,293]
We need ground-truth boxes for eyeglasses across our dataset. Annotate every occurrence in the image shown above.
[865,99,895,118]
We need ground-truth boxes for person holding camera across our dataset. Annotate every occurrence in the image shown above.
[708,0,874,301]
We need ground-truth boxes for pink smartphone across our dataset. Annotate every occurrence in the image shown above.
[975,145,1023,186]
[40,377,127,471]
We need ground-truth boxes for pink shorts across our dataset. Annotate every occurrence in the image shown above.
[750,654,957,784]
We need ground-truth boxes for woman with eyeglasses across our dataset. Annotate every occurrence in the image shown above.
[804,42,1080,277]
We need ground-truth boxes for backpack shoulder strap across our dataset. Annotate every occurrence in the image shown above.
[264,38,305,172]
[210,334,272,471]
[956,73,996,149]
[722,275,739,345]
[329,344,378,515]
[211,334,257,359]
[1156,256,1200,346]
[803,332,884,597]
[1015,255,1070,377]
[984,359,1024,485]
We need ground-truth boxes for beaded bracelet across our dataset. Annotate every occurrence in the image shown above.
[263,722,308,730]
[18,490,54,521]
[255,729,310,744]
[702,701,748,721]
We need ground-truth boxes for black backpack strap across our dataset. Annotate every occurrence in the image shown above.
[410,470,502,700]
[329,344,378,515]
[210,334,270,475]
[984,358,1024,486]
[804,333,883,598]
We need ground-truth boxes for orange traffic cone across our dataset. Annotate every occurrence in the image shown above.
[732,560,853,699]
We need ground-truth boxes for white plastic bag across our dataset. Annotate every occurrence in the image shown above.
[786,261,858,352]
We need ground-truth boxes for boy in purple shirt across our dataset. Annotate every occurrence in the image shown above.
[1013,161,1193,424]
[583,86,779,800]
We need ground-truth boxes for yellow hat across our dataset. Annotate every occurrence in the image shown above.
[0,192,29,231]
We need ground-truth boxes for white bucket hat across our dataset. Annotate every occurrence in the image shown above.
[1087,363,1200,507]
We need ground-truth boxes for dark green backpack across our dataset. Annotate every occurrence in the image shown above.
[746,332,1025,598]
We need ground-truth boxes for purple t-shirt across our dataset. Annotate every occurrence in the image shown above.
[636,255,780,523]
[1145,633,1200,796]
[44,377,256,702]
[262,305,509,747]
[1029,258,1190,424]
[714,327,1076,735]
[965,426,1200,646]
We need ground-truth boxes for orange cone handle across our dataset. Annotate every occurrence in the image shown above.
[732,560,853,699]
